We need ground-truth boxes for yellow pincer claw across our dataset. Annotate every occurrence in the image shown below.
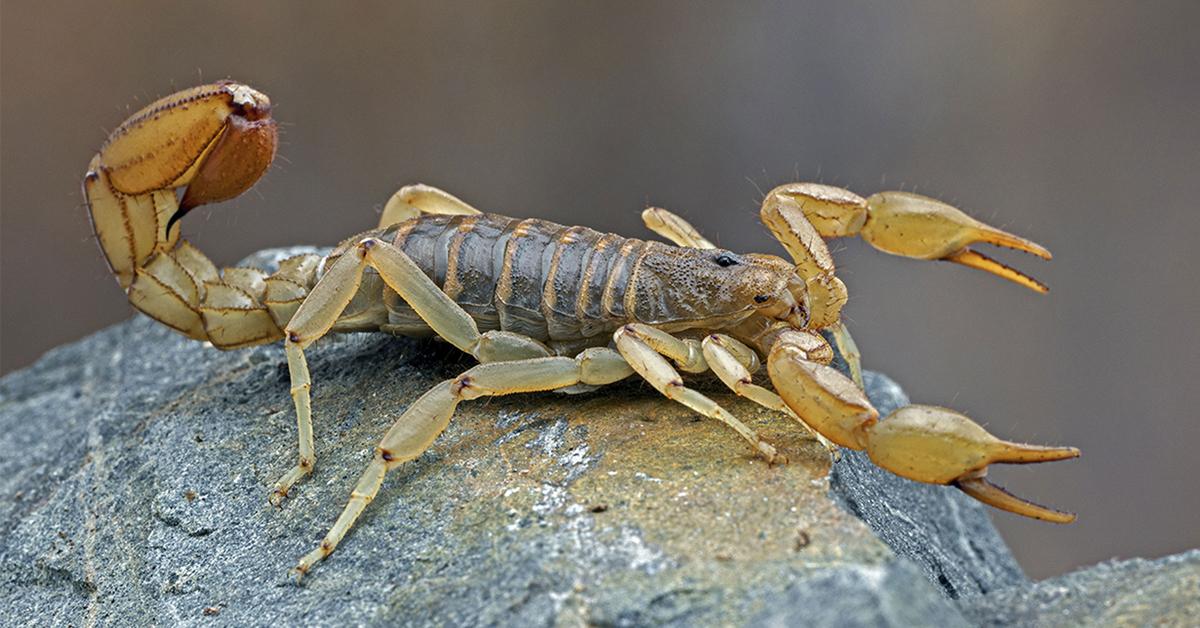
[861,191,1052,293]
[864,405,1080,523]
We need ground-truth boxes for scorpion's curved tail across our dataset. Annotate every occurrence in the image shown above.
[83,81,316,349]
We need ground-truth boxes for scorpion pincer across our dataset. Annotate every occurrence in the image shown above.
[83,81,1080,580]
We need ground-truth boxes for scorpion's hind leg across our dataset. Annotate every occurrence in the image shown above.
[273,235,477,503]
[274,234,556,503]
[292,348,634,579]
[268,250,371,505]
[613,324,783,464]
[763,183,1053,293]
[766,340,1080,523]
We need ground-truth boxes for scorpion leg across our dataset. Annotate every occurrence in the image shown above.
[767,340,1080,522]
[274,237,554,503]
[270,251,367,504]
[701,334,837,453]
[764,183,1052,293]
[361,237,557,363]
[641,207,715,249]
[827,322,864,389]
[293,348,634,579]
[613,324,783,464]
[378,183,482,228]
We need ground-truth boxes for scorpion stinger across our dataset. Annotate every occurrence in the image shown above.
[83,81,286,349]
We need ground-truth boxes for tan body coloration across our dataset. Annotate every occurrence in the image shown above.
[84,82,1079,581]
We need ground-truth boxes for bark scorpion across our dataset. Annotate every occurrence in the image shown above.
[83,81,1079,580]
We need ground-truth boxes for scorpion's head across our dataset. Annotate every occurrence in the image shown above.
[632,190,861,334]
[630,242,805,330]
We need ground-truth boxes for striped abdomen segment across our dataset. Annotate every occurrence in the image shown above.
[384,213,647,343]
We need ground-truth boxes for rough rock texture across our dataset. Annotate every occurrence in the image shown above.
[752,560,969,627]
[0,247,1184,626]
[961,550,1200,627]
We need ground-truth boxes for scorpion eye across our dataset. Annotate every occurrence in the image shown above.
[753,294,771,304]
[713,254,739,267]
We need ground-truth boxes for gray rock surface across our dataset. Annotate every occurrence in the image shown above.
[753,560,969,628]
[0,246,1150,626]
[961,549,1200,627]
[0,320,951,626]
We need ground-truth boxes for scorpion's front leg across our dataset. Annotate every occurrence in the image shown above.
[764,183,1053,293]
[613,324,783,463]
[293,348,634,579]
[700,333,837,453]
[766,339,1080,522]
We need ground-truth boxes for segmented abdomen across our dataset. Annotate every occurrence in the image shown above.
[382,213,647,343]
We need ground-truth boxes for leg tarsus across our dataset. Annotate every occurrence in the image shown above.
[271,332,317,506]
[293,457,387,580]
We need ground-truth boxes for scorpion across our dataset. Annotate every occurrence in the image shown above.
[83,81,1080,580]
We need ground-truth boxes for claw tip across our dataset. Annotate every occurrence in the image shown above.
[956,476,1078,524]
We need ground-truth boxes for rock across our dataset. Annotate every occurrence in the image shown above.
[753,561,969,628]
[960,550,1200,627]
[0,247,1027,625]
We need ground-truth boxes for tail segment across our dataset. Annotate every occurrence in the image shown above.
[84,81,311,349]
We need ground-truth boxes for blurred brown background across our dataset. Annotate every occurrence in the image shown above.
[2,1,1198,579]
